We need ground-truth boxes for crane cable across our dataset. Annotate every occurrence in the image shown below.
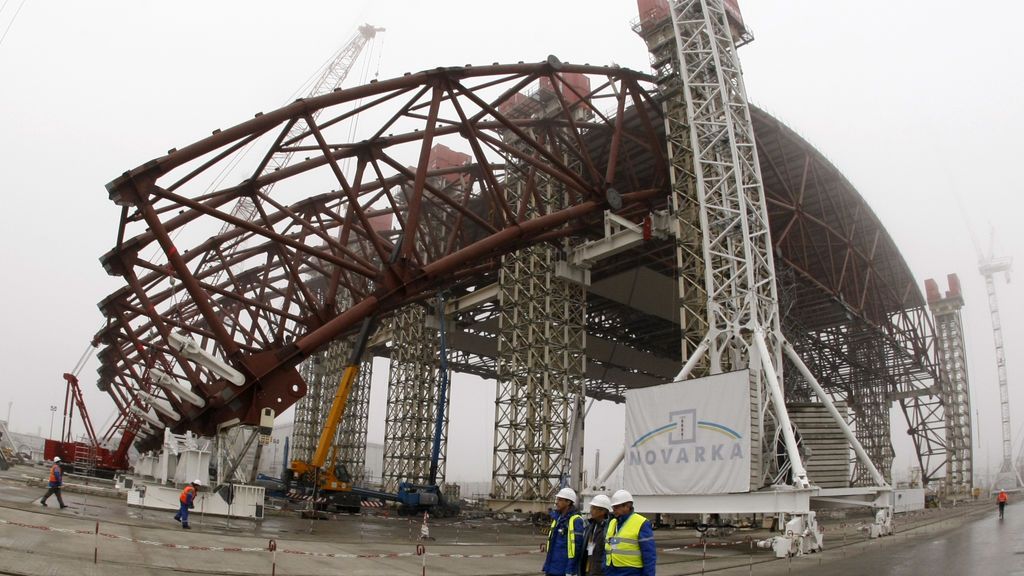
[71,341,95,378]
[0,0,27,48]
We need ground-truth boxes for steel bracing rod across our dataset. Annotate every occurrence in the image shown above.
[782,339,887,487]
[753,330,808,488]
[674,338,709,381]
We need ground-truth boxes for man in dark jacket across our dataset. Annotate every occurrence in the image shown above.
[543,487,585,576]
[578,494,612,575]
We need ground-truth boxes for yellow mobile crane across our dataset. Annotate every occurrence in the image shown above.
[285,318,374,512]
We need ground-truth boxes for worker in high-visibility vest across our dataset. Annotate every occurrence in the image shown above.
[543,486,585,576]
[174,479,201,529]
[604,490,656,576]
[39,456,68,509]
[997,488,1009,519]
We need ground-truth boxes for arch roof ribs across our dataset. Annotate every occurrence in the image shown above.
[94,60,937,445]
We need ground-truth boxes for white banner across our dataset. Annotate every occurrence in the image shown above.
[624,370,751,495]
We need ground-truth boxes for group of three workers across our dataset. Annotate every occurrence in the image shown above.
[543,487,656,576]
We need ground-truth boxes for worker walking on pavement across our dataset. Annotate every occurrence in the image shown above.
[543,486,585,576]
[577,494,612,575]
[39,456,67,509]
[174,480,201,529]
[998,488,1008,519]
[605,490,656,576]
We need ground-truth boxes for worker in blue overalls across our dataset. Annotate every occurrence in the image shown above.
[543,486,585,576]
[174,479,201,529]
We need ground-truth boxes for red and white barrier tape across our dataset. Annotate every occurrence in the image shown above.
[0,517,758,559]
[0,517,543,559]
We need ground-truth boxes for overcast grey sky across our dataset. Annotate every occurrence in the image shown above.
[1,1,1022,487]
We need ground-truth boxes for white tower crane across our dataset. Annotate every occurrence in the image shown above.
[221,23,385,228]
[976,230,1023,491]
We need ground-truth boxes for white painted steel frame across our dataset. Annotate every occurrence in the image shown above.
[668,0,807,488]
[382,305,448,492]
[490,97,588,506]
[928,291,974,495]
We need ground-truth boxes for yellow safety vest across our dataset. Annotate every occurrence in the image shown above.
[549,513,582,558]
[605,512,648,568]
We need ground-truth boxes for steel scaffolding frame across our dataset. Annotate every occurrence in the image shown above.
[313,337,373,484]
[382,305,447,492]
[488,82,589,505]
[492,244,586,502]
[926,276,973,495]
[93,27,962,501]
[662,0,797,488]
[978,255,1022,489]
[634,14,708,376]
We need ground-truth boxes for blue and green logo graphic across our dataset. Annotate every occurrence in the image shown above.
[631,409,742,448]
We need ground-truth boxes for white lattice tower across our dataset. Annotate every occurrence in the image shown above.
[979,255,1020,488]
[292,360,326,464]
[382,306,448,492]
[666,0,809,487]
[926,277,974,496]
[314,335,373,484]
[633,12,708,377]
[490,88,587,505]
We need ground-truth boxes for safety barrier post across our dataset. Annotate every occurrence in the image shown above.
[416,543,426,575]
[419,511,430,540]
[268,539,277,576]
[93,521,99,564]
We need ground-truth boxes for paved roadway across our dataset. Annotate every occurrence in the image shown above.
[707,502,1022,576]
[0,465,1018,575]
[792,501,1022,576]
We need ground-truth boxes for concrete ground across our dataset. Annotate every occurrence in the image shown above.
[0,465,1007,575]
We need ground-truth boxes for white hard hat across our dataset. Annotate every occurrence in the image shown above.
[192,479,202,486]
[53,456,61,462]
[610,489,634,506]
[589,494,612,511]
[556,487,577,503]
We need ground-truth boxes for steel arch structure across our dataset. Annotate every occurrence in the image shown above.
[96,61,665,451]
[94,58,957,489]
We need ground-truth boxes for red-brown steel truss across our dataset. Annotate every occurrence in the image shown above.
[94,59,952,486]
[96,61,665,449]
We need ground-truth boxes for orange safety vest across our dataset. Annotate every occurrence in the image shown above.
[48,464,60,484]
[179,485,196,504]
[998,491,1008,503]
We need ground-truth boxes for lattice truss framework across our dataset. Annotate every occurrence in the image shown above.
[311,338,373,483]
[93,28,964,491]
[634,10,708,378]
[94,63,664,454]
[382,305,448,491]
[291,286,373,482]
[493,245,586,500]
[491,89,588,501]
[928,290,973,494]
[664,0,785,485]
